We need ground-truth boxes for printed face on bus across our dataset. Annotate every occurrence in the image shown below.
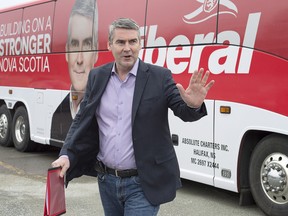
[108,28,141,74]
[66,14,97,92]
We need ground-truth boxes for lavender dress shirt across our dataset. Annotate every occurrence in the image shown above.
[95,59,139,170]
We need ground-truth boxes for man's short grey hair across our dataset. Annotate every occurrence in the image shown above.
[67,0,98,49]
[108,18,140,44]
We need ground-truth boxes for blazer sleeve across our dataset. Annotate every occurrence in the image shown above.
[59,69,99,175]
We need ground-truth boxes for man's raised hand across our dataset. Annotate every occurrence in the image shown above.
[176,68,215,108]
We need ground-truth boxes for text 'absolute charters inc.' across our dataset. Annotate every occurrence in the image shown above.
[182,137,229,169]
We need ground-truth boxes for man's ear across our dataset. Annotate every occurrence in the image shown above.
[107,42,111,50]
[65,44,68,62]
[93,52,98,65]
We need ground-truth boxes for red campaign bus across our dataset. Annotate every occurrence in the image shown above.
[0,0,288,215]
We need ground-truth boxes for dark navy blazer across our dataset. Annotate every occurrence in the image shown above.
[60,59,207,205]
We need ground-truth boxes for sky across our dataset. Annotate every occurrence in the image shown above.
[0,0,38,9]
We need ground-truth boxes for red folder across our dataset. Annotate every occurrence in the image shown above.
[44,167,66,216]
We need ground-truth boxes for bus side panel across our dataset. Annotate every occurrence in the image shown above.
[170,100,215,186]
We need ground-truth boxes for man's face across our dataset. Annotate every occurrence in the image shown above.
[66,14,97,92]
[108,28,141,73]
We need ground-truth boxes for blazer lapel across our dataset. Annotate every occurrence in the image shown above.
[77,64,112,123]
[132,60,150,126]
[88,63,112,105]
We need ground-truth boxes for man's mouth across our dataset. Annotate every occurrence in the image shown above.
[123,55,132,59]
[74,71,85,74]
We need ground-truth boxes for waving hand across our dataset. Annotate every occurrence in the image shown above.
[176,68,215,108]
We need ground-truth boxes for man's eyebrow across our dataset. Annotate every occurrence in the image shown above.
[69,39,79,45]
[116,38,138,42]
[83,37,93,43]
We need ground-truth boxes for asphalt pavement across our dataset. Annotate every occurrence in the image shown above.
[0,146,264,216]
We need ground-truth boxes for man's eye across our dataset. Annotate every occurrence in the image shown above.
[83,42,92,50]
[130,40,138,45]
[116,40,125,45]
[69,41,79,50]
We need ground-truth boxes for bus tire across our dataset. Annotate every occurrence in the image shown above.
[0,104,13,147]
[249,134,288,216]
[12,106,36,152]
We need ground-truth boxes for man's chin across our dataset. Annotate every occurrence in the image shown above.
[71,87,85,94]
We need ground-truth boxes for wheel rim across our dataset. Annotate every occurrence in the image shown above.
[261,152,288,204]
[0,114,8,139]
[15,116,25,143]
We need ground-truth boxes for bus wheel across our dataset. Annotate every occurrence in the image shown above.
[12,106,36,152]
[0,105,13,147]
[249,134,288,216]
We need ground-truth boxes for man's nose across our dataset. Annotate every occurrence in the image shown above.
[123,42,131,52]
[76,52,83,64]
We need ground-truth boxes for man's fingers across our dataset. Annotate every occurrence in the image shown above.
[195,68,204,83]
[176,83,185,97]
[190,68,207,86]
[200,70,210,86]
[205,80,215,91]
[51,159,63,168]
[51,157,70,178]
[60,165,69,178]
[51,161,60,168]
[189,69,198,85]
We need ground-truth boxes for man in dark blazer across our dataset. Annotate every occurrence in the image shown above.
[52,18,214,215]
